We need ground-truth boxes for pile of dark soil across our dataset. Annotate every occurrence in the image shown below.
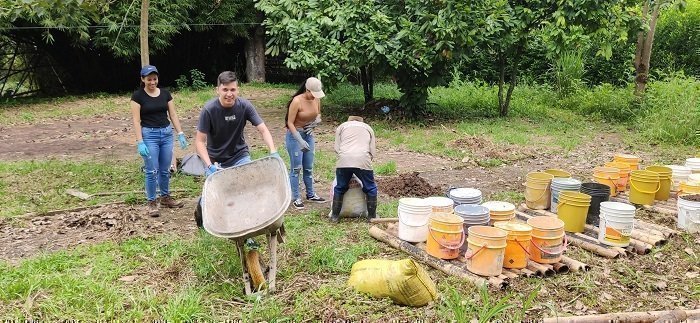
[377,172,443,198]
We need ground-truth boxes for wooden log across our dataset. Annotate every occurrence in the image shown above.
[580,223,656,255]
[500,270,519,279]
[527,260,555,277]
[632,222,668,239]
[369,217,399,224]
[368,226,507,289]
[635,219,678,237]
[565,233,622,259]
[520,268,536,278]
[497,274,510,281]
[542,309,700,323]
[504,269,522,277]
[552,262,569,274]
[559,256,590,272]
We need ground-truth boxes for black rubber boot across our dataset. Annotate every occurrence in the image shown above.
[366,195,377,222]
[194,197,203,228]
[330,193,343,223]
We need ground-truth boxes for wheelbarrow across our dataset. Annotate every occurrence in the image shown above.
[201,156,291,294]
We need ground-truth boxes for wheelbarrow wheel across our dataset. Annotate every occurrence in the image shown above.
[194,202,203,228]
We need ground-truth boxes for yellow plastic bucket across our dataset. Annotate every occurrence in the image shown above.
[544,169,571,178]
[645,165,672,201]
[605,162,631,192]
[494,222,532,269]
[426,213,465,260]
[629,170,660,205]
[557,192,591,233]
[593,167,620,197]
[526,216,566,264]
[465,226,507,276]
[613,153,641,170]
[525,172,554,210]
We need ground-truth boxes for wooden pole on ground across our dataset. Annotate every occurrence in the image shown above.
[560,256,590,272]
[542,308,700,323]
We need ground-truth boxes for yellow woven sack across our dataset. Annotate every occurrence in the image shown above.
[347,258,437,307]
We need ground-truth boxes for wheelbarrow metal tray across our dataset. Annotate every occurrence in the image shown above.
[202,156,291,239]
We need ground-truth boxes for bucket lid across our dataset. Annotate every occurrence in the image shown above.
[526,216,565,230]
[424,196,455,207]
[430,212,464,224]
[448,188,482,199]
[454,204,490,216]
[599,201,636,213]
[494,221,532,233]
[399,197,429,207]
[481,201,516,213]
[467,225,508,239]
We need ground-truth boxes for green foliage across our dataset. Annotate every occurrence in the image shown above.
[637,74,700,145]
[557,83,637,121]
[374,161,397,176]
[177,69,208,90]
[553,50,586,96]
[653,0,700,78]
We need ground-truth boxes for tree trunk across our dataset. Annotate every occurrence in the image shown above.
[497,46,520,117]
[360,65,374,103]
[139,0,149,67]
[244,16,266,83]
[497,49,506,116]
[634,0,661,96]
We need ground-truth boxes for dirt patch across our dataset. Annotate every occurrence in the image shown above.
[451,135,536,163]
[376,172,444,198]
[681,194,700,202]
[0,200,199,263]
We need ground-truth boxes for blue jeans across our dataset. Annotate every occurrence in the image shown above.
[334,168,377,197]
[142,125,174,201]
[285,130,316,200]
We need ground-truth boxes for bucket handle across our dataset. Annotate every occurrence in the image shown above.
[596,176,618,193]
[398,214,429,228]
[429,229,465,250]
[524,183,550,203]
[464,243,487,260]
[530,235,568,256]
[515,239,531,256]
[630,179,660,194]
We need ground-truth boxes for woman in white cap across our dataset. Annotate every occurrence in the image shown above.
[130,65,189,217]
[285,77,327,209]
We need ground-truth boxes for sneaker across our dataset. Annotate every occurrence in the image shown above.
[146,200,160,217]
[306,194,327,203]
[159,195,184,208]
[292,199,305,209]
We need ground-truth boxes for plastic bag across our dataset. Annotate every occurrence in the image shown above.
[347,258,437,307]
[180,153,207,176]
[330,175,367,218]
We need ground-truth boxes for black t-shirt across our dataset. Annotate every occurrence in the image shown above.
[197,97,263,165]
[131,88,172,128]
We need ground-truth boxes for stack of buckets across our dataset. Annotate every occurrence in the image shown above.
[668,165,692,192]
[579,182,610,225]
[424,196,455,213]
[592,166,620,197]
[628,170,660,205]
[613,153,641,170]
[397,198,431,242]
[604,161,631,193]
[426,212,465,260]
[525,172,554,210]
[481,201,516,224]
[556,191,592,232]
[454,204,490,231]
[686,158,700,173]
[447,188,483,205]
[598,201,636,247]
[544,169,571,179]
[677,194,700,233]
[645,165,672,201]
[550,178,582,213]
[526,216,566,265]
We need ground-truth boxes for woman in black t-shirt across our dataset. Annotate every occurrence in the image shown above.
[130,65,189,217]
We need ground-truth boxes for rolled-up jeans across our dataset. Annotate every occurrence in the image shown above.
[141,125,173,201]
[285,129,316,200]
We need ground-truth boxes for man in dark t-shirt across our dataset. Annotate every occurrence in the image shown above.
[195,71,277,171]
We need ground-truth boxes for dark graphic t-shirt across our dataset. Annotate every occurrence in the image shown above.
[131,88,172,128]
[197,97,263,164]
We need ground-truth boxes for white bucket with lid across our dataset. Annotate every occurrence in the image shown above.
[424,196,455,213]
[398,198,431,242]
[448,188,483,205]
[677,194,700,232]
[598,202,635,247]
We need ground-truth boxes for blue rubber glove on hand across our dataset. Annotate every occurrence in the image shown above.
[205,163,221,177]
[137,140,150,157]
[177,132,189,149]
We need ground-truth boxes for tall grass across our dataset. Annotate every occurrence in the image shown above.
[637,75,700,145]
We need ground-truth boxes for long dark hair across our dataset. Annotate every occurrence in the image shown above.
[284,81,308,128]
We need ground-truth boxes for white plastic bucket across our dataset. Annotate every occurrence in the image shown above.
[668,164,692,191]
[598,202,635,247]
[398,198,431,242]
[686,158,700,174]
[550,178,582,213]
[677,195,700,233]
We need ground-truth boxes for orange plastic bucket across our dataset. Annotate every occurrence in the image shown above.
[494,222,532,269]
[593,166,620,197]
[605,161,631,192]
[526,216,566,264]
[426,213,465,260]
[613,153,641,170]
[465,226,507,276]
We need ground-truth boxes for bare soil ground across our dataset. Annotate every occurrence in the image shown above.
[1,92,698,317]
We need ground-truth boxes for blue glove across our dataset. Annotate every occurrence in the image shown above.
[137,140,150,157]
[177,132,189,149]
[205,163,221,177]
[269,151,280,159]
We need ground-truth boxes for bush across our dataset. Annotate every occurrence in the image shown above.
[557,83,636,121]
[652,0,700,79]
[637,75,700,145]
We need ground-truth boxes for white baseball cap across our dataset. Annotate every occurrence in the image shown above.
[305,77,325,99]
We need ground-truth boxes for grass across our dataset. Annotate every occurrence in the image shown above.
[374,161,397,176]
